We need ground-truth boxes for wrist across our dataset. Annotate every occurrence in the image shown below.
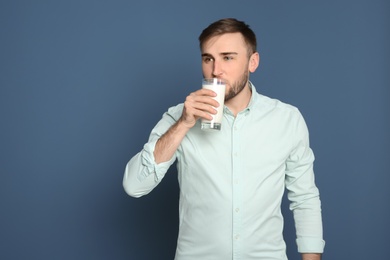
[302,253,321,260]
[177,117,196,131]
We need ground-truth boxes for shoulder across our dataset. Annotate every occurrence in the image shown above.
[254,92,302,119]
[253,93,310,140]
[249,83,301,118]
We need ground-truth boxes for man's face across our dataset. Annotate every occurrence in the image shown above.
[201,32,257,101]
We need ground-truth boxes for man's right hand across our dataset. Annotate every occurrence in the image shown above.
[153,88,221,164]
[179,88,220,129]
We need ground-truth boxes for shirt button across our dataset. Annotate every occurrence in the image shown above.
[235,234,240,240]
[235,208,240,213]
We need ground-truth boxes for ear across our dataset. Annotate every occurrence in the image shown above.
[248,52,260,73]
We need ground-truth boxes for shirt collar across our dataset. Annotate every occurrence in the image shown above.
[246,81,258,112]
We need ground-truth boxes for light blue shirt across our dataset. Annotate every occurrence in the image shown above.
[123,84,325,259]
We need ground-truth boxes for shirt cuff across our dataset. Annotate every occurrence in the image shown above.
[296,237,325,253]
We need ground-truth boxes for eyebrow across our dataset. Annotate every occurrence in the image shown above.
[201,52,239,57]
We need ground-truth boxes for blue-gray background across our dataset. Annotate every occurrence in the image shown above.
[1,1,389,259]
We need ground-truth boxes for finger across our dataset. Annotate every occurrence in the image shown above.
[183,99,217,121]
[193,88,217,97]
[187,94,220,108]
[184,97,217,113]
[185,106,214,121]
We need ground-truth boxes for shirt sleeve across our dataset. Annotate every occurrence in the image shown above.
[284,110,325,253]
[123,104,183,198]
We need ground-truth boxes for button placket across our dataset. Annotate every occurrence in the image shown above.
[231,116,243,259]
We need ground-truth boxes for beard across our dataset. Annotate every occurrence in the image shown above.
[224,70,249,102]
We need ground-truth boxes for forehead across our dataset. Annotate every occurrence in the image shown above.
[202,32,247,54]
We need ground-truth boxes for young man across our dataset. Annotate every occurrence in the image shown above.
[123,18,325,260]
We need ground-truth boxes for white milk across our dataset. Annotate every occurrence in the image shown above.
[201,80,226,130]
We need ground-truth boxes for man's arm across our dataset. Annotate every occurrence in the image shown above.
[302,253,321,260]
[154,88,218,163]
[153,119,190,164]
[123,88,218,197]
[285,112,325,255]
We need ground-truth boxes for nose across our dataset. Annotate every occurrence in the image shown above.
[212,60,223,77]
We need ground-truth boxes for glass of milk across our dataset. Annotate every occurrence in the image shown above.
[201,78,226,131]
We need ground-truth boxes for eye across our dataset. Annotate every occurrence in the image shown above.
[223,56,234,61]
[202,56,214,64]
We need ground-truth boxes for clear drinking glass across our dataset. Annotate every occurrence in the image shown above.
[201,78,226,131]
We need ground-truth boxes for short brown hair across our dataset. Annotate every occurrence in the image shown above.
[198,18,257,56]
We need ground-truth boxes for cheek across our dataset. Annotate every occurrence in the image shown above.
[202,65,213,77]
